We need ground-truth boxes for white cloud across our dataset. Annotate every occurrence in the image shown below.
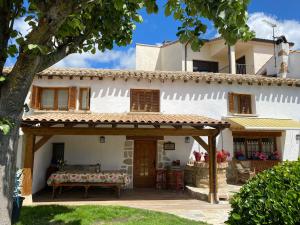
[248,12,300,49]
[11,17,136,70]
[14,17,31,36]
[54,47,136,69]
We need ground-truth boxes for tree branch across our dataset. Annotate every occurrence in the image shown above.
[36,44,73,72]
[0,0,12,72]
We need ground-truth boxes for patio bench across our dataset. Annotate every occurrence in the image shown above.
[50,182,123,199]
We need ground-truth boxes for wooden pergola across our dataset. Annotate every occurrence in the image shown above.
[21,113,230,203]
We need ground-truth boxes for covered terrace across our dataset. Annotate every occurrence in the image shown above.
[21,112,229,203]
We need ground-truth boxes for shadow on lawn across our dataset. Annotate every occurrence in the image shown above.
[17,205,81,225]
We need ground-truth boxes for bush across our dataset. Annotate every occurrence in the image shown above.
[226,159,300,225]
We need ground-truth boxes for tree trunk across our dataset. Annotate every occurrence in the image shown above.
[0,55,40,225]
[0,126,19,225]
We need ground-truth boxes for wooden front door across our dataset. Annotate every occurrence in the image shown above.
[133,140,157,188]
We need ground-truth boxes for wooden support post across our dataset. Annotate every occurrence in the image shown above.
[22,134,35,196]
[208,134,218,204]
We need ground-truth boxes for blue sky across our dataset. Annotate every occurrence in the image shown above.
[8,0,300,69]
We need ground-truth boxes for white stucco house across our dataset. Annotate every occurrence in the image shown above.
[15,36,300,203]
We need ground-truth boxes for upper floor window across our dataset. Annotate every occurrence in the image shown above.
[40,88,69,110]
[79,88,90,110]
[130,89,160,112]
[228,92,252,114]
[31,86,77,110]
[193,60,218,73]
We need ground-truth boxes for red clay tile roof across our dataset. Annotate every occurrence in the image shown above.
[22,112,228,127]
[4,68,300,87]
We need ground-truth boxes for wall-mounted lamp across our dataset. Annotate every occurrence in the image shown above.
[185,136,190,143]
[23,103,30,113]
[99,136,106,143]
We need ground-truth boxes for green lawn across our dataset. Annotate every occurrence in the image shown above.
[16,205,209,225]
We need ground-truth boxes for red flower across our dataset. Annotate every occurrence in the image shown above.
[216,149,230,163]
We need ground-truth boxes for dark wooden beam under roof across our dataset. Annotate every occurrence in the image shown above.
[22,121,229,130]
[22,127,220,136]
[191,125,204,130]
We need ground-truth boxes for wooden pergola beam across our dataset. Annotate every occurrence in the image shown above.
[34,135,52,152]
[22,127,219,136]
[192,136,208,151]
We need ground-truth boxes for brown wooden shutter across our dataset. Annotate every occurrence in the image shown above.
[145,91,152,112]
[247,95,252,114]
[241,95,252,114]
[228,92,235,113]
[151,90,160,112]
[131,89,160,112]
[139,90,145,111]
[86,87,91,110]
[68,87,77,110]
[130,90,139,111]
[30,85,41,109]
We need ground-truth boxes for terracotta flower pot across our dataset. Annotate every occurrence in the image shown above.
[204,154,209,162]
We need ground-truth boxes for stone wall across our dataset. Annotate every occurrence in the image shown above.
[120,140,134,188]
[185,162,228,188]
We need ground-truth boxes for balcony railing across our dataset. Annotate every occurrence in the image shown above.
[219,64,254,74]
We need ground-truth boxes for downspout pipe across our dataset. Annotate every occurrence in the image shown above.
[228,45,232,74]
[184,42,189,71]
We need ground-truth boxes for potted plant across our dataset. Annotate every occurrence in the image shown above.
[57,159,67,171]
[217,149,230,163]
[204,152,209,162]
[235,150,246,160]
[193,151,201,162]
[254,151,267,160]
[11,169,25,224]
[269,150,280,160]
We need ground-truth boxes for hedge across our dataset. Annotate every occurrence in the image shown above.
[226,159,300,225]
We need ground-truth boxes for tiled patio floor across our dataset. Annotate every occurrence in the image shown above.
[25,187,239,225]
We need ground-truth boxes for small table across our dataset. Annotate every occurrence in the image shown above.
[47,170,130,198]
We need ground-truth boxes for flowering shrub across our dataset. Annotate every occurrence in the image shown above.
[217,149,230,163]
[227,160,300,225]
[254,151,267,160]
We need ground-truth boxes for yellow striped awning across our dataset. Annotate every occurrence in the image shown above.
[226,117,300,130]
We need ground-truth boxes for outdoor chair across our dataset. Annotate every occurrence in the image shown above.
[233,160,256,184]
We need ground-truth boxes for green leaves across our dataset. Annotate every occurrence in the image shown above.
[231,213,241,220]
[226,160,300,225]
[0,119,13,135]
[7,45,18,57]
[26,44,47,55]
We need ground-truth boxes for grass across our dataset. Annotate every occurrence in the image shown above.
[16,205,209,225]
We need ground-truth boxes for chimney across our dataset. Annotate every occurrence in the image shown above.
[275,35,289,78]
